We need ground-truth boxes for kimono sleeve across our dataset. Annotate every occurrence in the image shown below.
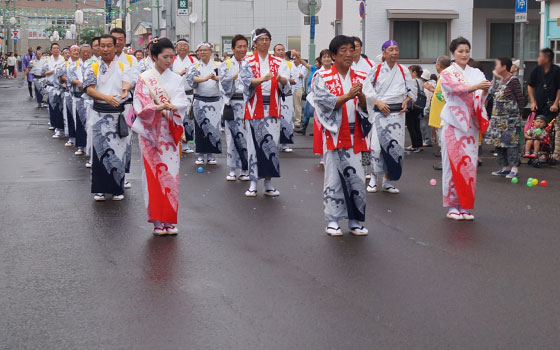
[277,60,290,85]
[67,64,78,83]
[124,56,140,87]
[133,76,158,122]
[439,68,469,99]
[239,60,256,102]
[311,73,341,133]
[363,65,380,107]
[82,65,97,90]
[169,77,188,123]
[55,63,66,80]
[185,64,200,89]
[219,60,234,103]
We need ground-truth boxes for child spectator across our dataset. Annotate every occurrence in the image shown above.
[523,116,548,158]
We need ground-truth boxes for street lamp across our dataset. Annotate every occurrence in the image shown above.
[75,9,83,44]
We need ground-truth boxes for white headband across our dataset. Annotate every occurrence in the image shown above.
[196,42,212,51]
[251,29,269,43]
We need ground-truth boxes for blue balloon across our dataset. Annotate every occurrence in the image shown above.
[197,167,204,173]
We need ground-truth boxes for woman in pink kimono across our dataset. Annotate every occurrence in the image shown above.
[439,37,492,221]
[133,38,189,235]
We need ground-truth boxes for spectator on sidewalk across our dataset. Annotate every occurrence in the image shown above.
[528,48,560,123]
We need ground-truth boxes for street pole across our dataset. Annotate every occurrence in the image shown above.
[205,0,208,43]
[519,21,525,83]
[309,0,316,62]
[361,1,366,54]
[165,0,171,39]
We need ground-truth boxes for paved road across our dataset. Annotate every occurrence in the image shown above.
[1,78,559,349]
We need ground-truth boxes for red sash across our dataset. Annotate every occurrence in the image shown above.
[244,53,281,120]
[320,66,368,153]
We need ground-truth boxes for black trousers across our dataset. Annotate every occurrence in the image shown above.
[406,109,423,148]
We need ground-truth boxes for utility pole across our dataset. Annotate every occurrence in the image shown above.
[361,1,366,54]
[205,0,208,43]
[309,0,316,63]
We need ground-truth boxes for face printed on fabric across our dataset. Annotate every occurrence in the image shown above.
[100,38,117,63]
[274,45,285,59]
[112,33,126,54]
[333,43,354,70]
[233,40,248,61]
[453,44,470,67]
[80,46,92,61]
[176,42,189,58]
[92,40,100,57]
[383,45,399,65]
[153,47,175,72]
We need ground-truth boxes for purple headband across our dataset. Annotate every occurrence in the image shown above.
[382,40,398,51]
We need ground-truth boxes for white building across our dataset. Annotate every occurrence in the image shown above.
[175,0,302,55]
[308,0,540,71]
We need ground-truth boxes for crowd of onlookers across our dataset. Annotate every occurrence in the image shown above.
[0,52,21,78]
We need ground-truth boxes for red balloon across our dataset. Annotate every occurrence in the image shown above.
[540,180,548,188]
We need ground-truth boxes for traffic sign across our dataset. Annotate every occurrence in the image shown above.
[178,0,188,16]
[11,29,19,40]
[515,0,527,23]
[359,1,366,18]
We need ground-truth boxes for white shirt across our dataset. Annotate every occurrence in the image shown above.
[258,54,290,96]
[339,72,355,123]
[46,55,65,83]
[194,59,220,97]
[173,55,198,90]
[292,63,308,90]
[116,52,139,88]
[7,56,16,66]
[352,56,374,74]
[229,56,244,95]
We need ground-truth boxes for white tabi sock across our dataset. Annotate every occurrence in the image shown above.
[368,173,377,187]
[328,221,339,229]
[382,177,392,188]
[348,220,360,229]
[249,180,257,192]
[264,179,274,191]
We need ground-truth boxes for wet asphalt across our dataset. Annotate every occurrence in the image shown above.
[1,78,559,350]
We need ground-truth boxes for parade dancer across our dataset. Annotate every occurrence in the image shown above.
[439,37,491,221]
[186,42,222,165]
[83,37,101,169]
[311,35,371,236]
[61,46,80,148]
[111,28,139,190]
[219,34,250,182]
[351,37,374,74]
[67,44,93,156]
[172,38,198,155]
[43,43,66,137]
[363,40,417,194]
[133,38,189,236]
[273,44,295,153]
[22,47,47,108]
[83,35,132,201]
[239,28,290,197]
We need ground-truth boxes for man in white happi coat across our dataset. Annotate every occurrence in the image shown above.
[172,38,198,154]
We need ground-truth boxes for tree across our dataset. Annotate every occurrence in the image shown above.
[79,26,104,45]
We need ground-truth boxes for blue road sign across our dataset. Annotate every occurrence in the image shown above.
[359,2,366,18]
[515,0,527,13]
